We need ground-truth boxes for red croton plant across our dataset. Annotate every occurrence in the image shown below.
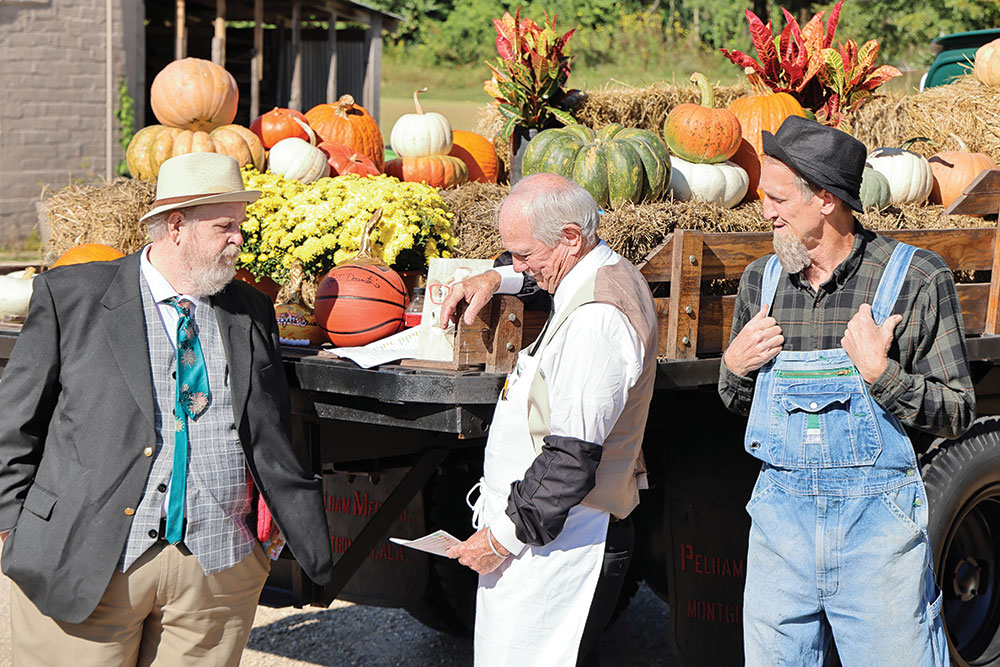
[484,6,580,141]
[720,0,901,127]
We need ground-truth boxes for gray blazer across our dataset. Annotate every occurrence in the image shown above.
[0,252,333,623]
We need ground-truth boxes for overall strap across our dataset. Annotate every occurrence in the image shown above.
[870,242,917,326]
[759,254,783,315]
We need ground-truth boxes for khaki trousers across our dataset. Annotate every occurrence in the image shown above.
[11,541,271,667]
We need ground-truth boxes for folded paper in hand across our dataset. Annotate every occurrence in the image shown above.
[389,530,463,557]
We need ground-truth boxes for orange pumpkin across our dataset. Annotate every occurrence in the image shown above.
[318,141,381,177]
[126,124,265,181]
[449,130,499,183]
[235,268,281,302]
[51,243,124,268]
[250,107,315,149]
[727,67,807,201]
[305,95,385,171]
[928,135,998,209]
[974,38,1000,87]
[663,72,742,164]
[385,155,469,189]
[150,58,239,132]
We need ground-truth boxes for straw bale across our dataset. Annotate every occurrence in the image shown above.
[443,181,994,267]
[478,74,1000,177]
[851,75,1000,162]
[41,178,154,264]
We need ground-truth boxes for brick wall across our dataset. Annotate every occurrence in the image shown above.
[0,0,142,248]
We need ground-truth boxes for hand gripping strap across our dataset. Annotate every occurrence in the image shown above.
[870,243,917,326]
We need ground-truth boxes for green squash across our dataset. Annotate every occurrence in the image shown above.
[860,166,891,211]
[521,123,670,208]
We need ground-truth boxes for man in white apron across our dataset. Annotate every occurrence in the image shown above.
[720,116,975,664]
[443,173,658,666]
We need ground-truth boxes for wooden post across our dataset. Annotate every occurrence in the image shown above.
[363,14,383,122]
[174,0,186,60]
[988,225,1000,335]
[326,13,338,102]
[665,230,704,359]
[486,296,525,374]
[943,169,1000,334]
[212,0,226,67]
[289,0,302,111]
[250,0,263,120]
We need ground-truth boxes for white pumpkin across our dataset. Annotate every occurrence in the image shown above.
[866,145,934,205]
[668,156,749,209]
[0,268,34,321]
[268,137,330,184]
[389,88,453,158]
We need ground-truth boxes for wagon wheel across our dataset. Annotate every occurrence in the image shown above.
[923,417,1000,666]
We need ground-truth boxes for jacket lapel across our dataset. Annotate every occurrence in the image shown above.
[212,286,252,428]
[99,253,155,429]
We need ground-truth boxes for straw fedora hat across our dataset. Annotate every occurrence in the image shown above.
[139,152,261,223]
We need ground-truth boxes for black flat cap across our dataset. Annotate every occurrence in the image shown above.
[762,115,867,212]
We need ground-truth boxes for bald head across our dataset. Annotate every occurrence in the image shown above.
[500,173,600,247]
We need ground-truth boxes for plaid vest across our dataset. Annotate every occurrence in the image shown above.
[118,276,254,574]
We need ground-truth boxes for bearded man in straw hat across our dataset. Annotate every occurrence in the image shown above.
[0,152,332,666]
[719,115,974,664]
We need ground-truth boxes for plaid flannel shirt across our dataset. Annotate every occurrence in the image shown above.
[718,223,976,440]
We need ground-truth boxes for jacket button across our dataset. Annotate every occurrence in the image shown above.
[914,498,924,507]
[124,507,135,516]
[750,441,761,450]
[809,402,819,410]
[148,529,158,539]
[906,468,915,477]
[157,483,167,493]
[230,423,237,430]
[143,447,154,457]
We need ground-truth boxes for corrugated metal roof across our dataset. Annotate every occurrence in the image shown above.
[150,0,403,31]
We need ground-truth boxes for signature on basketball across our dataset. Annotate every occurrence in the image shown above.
[340,274,383,288]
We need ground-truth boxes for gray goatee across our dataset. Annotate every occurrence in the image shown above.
[772,229,811,274]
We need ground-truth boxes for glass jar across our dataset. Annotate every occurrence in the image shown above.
[404,287,425,327]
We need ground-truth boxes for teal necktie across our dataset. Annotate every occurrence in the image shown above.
[165,297,211,544]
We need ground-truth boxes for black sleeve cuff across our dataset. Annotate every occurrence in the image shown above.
[505,434,603,547]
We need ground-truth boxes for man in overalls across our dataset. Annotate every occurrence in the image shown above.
[719,115,975,665]
[443,173,658,666]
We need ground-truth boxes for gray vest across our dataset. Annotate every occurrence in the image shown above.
[118,276,255,574]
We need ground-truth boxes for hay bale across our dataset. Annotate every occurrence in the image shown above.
[41,178,154,264]
[478,74,1000,175]
[851,75,1000,161]
[443,181,994,266]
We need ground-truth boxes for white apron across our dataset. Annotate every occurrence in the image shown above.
[469,346,609,667]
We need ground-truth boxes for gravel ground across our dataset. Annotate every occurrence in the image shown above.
[0,569,675,666]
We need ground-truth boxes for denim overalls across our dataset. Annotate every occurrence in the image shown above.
[742,244,949,666]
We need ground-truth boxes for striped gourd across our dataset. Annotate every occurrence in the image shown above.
[521,124,671,208]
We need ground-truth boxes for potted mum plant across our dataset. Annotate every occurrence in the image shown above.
[484,7,580,182]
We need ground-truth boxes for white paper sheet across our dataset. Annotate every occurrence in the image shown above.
[321,326,420,368]
[389,530,463,557]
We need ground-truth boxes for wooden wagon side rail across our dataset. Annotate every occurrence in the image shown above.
[638,173,1000,361]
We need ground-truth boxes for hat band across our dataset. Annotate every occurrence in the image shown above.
[150,192,230,209]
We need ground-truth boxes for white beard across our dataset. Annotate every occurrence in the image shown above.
[183,244,240,296]
[772,229,812,274]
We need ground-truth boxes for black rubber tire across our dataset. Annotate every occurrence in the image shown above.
[923,416,1000,667]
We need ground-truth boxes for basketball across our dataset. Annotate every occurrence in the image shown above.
[313,263,408,347]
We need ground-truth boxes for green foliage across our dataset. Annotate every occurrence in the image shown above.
[114,77,135,177]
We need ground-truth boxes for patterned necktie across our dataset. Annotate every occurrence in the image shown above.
[165,297,211,544]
